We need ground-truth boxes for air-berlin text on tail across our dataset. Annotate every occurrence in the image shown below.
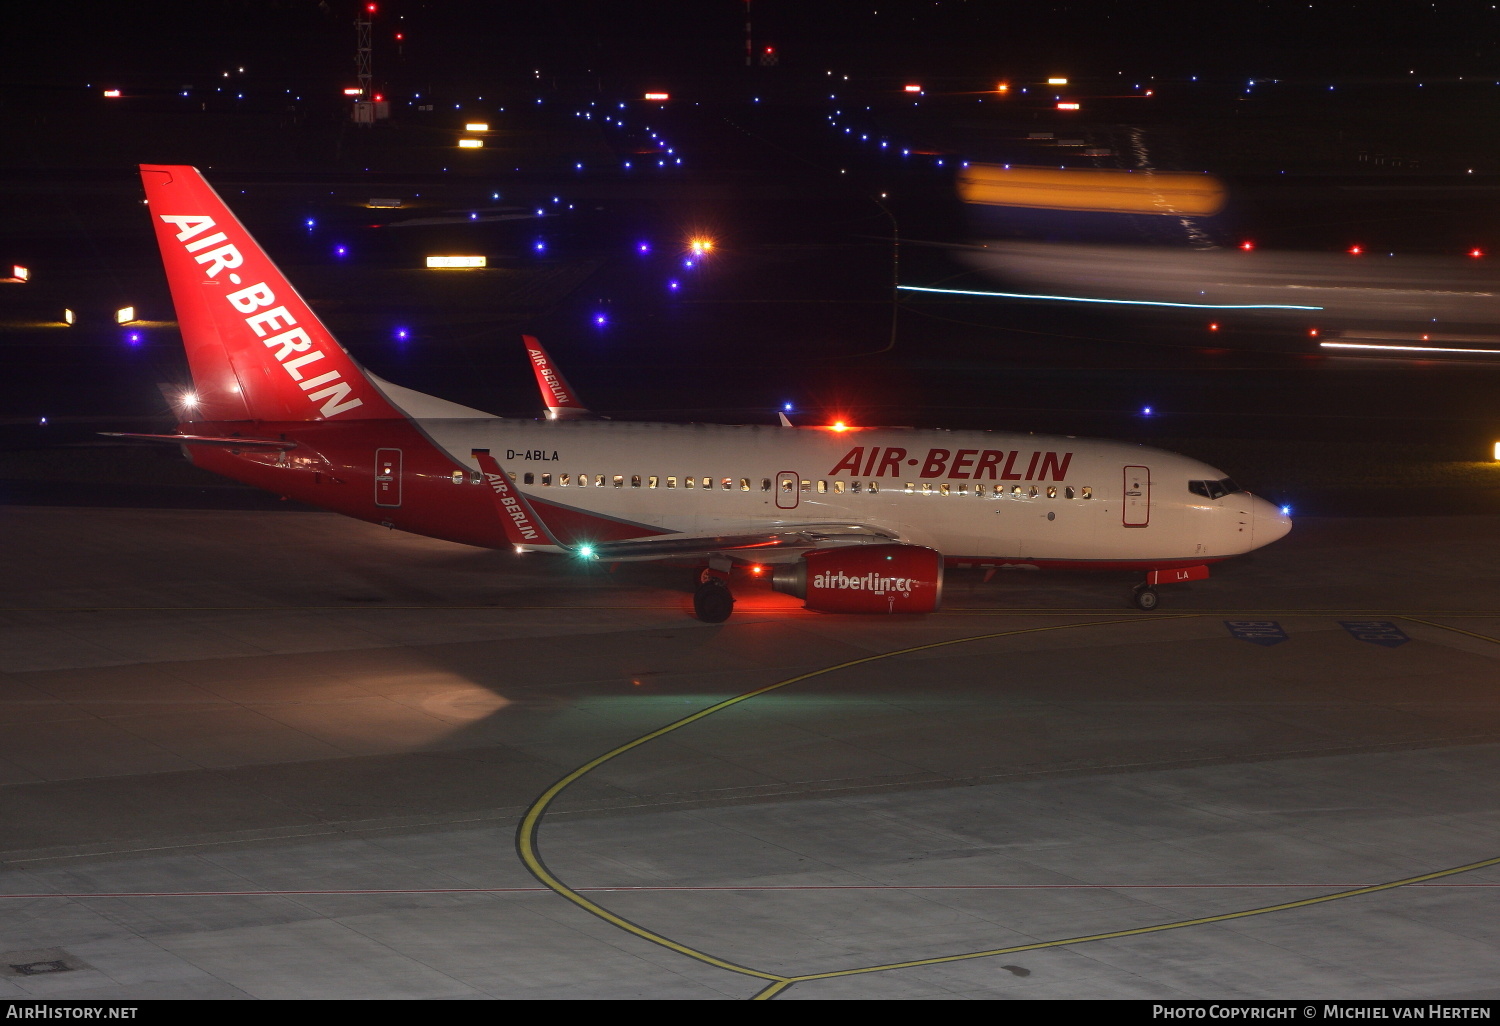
[527,349,572,406]
[828,446,1073,481]
[159,213,364,419]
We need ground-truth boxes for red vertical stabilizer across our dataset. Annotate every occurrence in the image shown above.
[139,165,404,423]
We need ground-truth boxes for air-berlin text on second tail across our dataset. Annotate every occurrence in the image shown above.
[158,213,363,418]
[828,446,1072,481]
[527,348,572,407]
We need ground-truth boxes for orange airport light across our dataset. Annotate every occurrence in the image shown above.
[464,122,490,132]
[426,255,486,268]
[904,84,922,93]
[996,82,1010,93]
[457,138,483,148]
[644,92,670,101]
[115,306,135,324]
[62,309,74,325]
[7,265,29,282]
[1047,77,1069,85]
[343,87,363,96]
[102,89,121,98]
[1493,442,1500,461]
[1057,102,1080,110]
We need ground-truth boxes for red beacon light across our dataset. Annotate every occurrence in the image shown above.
[1208,322,1219,331]
[1309,328,1320,337]
[830,421,851,432]
[1239,240,1254,251]
[1347,245,1363,255]
[1471,248,1484,258]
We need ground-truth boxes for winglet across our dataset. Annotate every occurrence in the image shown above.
[778,411,794,427]
[470,448,556,548]
[522,336,592,420]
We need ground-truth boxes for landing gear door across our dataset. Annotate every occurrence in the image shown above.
[375,448,402,507]
[775,470,799,510]
[1123,465,1150,527]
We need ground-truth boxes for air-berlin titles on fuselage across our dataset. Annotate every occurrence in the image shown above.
[159,214,364,419]
[827,446,1072,481]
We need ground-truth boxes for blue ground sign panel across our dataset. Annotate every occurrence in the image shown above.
[1225,620,1289,646]
[1338,620,1411,648]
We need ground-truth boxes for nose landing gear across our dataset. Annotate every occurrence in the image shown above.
[1132,564,1210,611]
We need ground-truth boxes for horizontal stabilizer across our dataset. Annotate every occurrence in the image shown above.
[99,432,296,451]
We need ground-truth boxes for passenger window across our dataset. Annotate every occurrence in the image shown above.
[1081,486,1092,499]
[801,480,810,491]
[1046,486,1057,499]
[833,480,845,494]
[667,476,677,488]
[740,478,750,491]
[451,470,464,485]
[939,483,950,496]
[1028,486,1038,498]
[595,475,605,487]
[905,482,914,493]
[817,480,827,494]
[762,478,773,491]
[541,474,552,486]
[721,478,732,490]
[507,471,517,482]
[523,472,535,485]
[1011,485,1022,496]
[565,474,575,487]
[921,483,932,495]
[631,475,641,488]
[614,475,624,488]
[780,478,793,492]
[649,475,659,489]
[956,483,967,495]
[702,477,712,490]
[869,481,880,494]
[851,480,862,494]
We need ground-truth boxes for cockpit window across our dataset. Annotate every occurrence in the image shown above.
[1189,478,1244,500]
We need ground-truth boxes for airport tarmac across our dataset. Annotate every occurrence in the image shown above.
[1,505,1499,1000]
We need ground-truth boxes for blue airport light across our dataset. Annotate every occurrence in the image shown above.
[594,312,607,327]
[577,544,595,559]
[637,242,650,253]
[783,402,794,411]
[533,239,546,252]
[394,327,410,340]
[1141,406,1153,416]
[304,218,316,228]
[334,245,348,257]
[126,332,142,346]
[667,280,680,291]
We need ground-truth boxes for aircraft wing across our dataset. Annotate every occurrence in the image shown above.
[99,432,297,451]
[523,335,597,420]
[584,523,902,562]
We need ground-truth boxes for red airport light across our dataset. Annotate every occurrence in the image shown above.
[373,93,384,102]
[366,3,376,11]
[1208,323,1219,331]
[1239,240,1254,251]
[1471,248,1484,258]
[1348,245,1362,255]
[394,32,403,40]
[1309,328,1320,336]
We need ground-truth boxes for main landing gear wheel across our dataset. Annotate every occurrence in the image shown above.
[1132,584,1160,611]
[693,580,735,623]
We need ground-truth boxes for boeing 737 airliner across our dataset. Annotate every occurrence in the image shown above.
[116,165,1290,622]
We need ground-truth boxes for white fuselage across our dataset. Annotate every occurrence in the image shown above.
[422,419,1290,566]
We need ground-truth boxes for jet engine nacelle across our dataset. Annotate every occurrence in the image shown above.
[771,544,944,614]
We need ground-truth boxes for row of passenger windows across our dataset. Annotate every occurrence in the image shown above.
[492,472,1094,499]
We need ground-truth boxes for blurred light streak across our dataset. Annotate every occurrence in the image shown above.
[898,285,1322,311]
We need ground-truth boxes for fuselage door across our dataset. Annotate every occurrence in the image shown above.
[775,470,799,510]
[375,448,403,507]
[1123,465,1150,527]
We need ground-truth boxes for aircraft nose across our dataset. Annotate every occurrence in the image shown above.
[1251,495,1292,546]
